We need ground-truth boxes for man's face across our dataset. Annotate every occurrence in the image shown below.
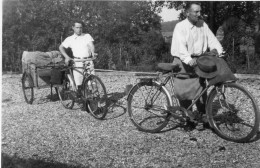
[187,4,201,24]
[72,23,83,35]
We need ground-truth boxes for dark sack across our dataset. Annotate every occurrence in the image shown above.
[50,68,63,85]
[174,77,204,100]
[208,57,238,86]
[172,57,204,100]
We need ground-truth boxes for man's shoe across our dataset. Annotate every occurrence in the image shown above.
[201,114,208,123]
[81,98,88,112]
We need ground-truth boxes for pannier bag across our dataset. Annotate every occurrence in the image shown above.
[208,57,238,86]
[50,68,64,85]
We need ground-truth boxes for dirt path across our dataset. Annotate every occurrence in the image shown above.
[2,74,260,168]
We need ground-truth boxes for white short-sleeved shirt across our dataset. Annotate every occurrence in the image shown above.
[62,33,94,58]
[171,19,223,64]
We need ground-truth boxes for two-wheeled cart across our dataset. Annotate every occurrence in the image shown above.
[21,51,65,104]
[21,63,65,104]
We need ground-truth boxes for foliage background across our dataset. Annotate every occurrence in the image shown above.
[2,0,260,73]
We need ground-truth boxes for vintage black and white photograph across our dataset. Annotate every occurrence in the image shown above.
[2,0,260,167]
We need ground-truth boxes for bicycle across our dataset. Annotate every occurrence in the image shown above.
[127,57,260,143]
[56,56,108,120]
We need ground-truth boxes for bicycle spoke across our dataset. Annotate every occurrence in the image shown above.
[137,84,150,104]
[208,83,259,142]
[128,82,171,133]
[143,85,156,104]
[84,75,107,119]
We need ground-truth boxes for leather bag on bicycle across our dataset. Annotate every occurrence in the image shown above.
[50,68,64,85]
[172,57,204,100]
[207,57,237,86]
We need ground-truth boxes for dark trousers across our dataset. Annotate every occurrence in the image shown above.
[179,89,207,114]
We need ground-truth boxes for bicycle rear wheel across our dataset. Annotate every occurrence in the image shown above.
[83,75,108,120]
[57,77,75,109]
[127,80,172,133]
[207,82,260,142]
[21,72,34,104]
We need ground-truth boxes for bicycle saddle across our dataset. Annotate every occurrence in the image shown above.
[157,63,181,73]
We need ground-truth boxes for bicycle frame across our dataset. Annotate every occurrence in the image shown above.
[147,72,216,113]
[65,63,93,92]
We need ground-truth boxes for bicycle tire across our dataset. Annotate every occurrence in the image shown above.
[127,81,172,133]
[21,72,34,104]
[206,82,260,143]
[83,75,108,120]
[57,77,75,109]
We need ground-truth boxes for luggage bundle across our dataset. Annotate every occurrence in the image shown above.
[21,51,65,87]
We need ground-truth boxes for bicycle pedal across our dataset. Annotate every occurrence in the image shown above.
[185,110,197,122]
[69,92,78,100]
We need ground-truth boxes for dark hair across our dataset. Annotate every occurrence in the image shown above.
[72,20,85,27]
[185,2,201,11]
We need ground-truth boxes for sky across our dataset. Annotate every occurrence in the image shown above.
[158,7,181,22]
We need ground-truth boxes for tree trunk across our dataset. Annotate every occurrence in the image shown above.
[209,1,217,34]
[61,34,63,44]
[246,44,250,70]
[119,46,122,64]
[232,38,235,62]
[55,37,57,49]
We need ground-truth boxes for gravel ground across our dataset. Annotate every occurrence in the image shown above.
[1,73,260,168]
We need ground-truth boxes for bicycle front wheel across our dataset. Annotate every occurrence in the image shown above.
[83,75,108,120]
[57,77,75,109]
[207,82,260,143]
[127,80,172,133]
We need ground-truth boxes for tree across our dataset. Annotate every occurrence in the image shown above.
[2,0,165,72]
[163,1,260,73]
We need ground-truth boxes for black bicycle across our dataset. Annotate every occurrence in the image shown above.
[56,57,108,120]
[127,58,259,143]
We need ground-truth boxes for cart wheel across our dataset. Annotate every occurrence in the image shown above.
[22,72,34,104]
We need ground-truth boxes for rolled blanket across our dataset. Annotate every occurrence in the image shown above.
[22,51,65,67]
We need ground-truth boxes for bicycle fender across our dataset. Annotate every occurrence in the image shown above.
[126,84,137,101]
[150,81,173,106]
[126,81,173,107]
[206,83,225,112]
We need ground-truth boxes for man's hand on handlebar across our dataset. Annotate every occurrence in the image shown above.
[91,53,98,60]
[219,50,228,58]
[65,57,73,65]
[203,49,219,57]
[188,58,197,67]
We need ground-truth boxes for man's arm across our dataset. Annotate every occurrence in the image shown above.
[206,24,223,55]
[59,44,72,64]
[171,24,193,65]
[87,41,95,57]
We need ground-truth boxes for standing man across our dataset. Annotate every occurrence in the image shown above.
[171,2,223,129]
[59,20,95,89]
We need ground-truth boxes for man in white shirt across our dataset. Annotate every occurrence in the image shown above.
[59,20,95,89]
[171,2,223,129]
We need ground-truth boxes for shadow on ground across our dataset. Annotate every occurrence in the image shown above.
[249,130,260,143]
[1,153,89,168]
[40,88,60,103]
[159,119,210,133]
[105,92,127,120]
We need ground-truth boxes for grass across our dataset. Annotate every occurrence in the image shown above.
[2,74,260,168]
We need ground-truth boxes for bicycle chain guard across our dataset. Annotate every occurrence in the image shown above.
[165,106,188,122]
